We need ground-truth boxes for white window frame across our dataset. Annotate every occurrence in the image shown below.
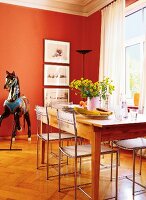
[125,1,146,105]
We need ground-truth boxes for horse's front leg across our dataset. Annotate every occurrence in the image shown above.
[11,122,17,140]
[12,109,22,140]
[14,108,22,132]
[0,106,10,126]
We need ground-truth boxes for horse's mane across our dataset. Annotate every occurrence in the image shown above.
[16,75,21,97]
[16,75,20,86]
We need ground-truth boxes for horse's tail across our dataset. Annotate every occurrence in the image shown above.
[21,95,29,130]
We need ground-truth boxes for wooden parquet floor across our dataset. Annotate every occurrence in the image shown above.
[0,135,146,200]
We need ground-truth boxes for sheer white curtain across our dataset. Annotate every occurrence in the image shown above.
[139,25,146,114]
[139,21,146,157]
[99,0,125,109]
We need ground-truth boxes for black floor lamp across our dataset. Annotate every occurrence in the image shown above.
[76,50,92,78]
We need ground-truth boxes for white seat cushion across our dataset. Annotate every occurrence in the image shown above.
[38,133,74,141]
[114,138,146,150]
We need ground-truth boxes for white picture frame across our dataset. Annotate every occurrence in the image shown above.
[44,88,69,107]
[44,39,70,64]
[44,64,69,86]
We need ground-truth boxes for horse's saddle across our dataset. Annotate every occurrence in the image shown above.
[4,96,28,114]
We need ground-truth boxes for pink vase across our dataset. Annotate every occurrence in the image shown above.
[87,97,99,110]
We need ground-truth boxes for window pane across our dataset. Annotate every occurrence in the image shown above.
[125,44,141,99]
[125,10,143,40]
[144,8,146,27]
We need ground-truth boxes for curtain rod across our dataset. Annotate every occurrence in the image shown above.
[101,0,116,10]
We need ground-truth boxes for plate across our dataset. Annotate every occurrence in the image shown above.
[62,107,74,112]
[62,105,83,113]
[80,114,109,119]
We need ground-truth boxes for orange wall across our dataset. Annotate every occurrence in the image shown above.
[126,0,138,6]
[0,3,87,136]
[0,0,136,136]
[70,10,101,103]
[83,11,101,82]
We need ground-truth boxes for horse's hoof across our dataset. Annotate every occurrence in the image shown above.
[12,137,15,142]
[17,127,22,132]
[28,137,31,142]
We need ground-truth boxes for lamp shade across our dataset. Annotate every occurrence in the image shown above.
[76,50,92,54]
[76,50,92,77]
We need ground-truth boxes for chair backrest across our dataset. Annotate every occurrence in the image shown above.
[57,109,77,137]
[35,105,49,125]
[49,101,73,109]
[35,105,50,136]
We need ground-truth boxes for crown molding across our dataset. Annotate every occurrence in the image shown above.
[84,0,113,16]
[0,0,110,16]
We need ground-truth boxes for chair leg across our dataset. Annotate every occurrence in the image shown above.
[133,149,136,195]
[115,151,119,200]
[58,148,61,192]
[111,141,120,166]
[139,149,142,175]
[37,137,39,169]
[47,140,49,180]
[67,156,69,165]
[110,152,113,181]
[74,155,78,200]
[50,142,53,153]
[118,149,120,166]
[79,157,82,174]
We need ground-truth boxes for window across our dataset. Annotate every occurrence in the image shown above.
[125,9,143,40]
[125,43,141,98]
[125,6,146,104]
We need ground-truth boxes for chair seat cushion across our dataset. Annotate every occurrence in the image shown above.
[60,144,91,157]
[60,144,117,158]
[114,138,146,150]
[101,145,117,154]
[38,133,74,141]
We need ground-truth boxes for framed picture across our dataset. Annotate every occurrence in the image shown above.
[44,88,69,107]
[44,39,70,64]
[44,64,69,86]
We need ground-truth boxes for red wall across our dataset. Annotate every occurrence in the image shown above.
[0,3,86,136]
[126,0,138,6]
[83,11,101,82]
[70,10,101,103]
[0,0,136,137]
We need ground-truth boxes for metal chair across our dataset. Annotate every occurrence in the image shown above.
[57,109,119,199]
[114,138,146,195]
[35,105,75,179]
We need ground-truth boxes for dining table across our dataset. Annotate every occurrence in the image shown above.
[48,107,146,200]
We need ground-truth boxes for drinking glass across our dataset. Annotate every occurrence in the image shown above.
[130,108,138,120]
[114,105,122,121]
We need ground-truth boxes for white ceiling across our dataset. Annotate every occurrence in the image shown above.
[0,0,114,16]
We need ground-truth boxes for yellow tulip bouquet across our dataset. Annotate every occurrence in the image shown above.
[70,77,115,100]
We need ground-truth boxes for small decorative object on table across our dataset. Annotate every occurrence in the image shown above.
[70,77,115,110]
[133,92,140,106]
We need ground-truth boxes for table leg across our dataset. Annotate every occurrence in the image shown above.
[91,129,101,200]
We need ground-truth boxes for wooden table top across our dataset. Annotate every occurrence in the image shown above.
[76,113,146,127]
[48,107,146,128]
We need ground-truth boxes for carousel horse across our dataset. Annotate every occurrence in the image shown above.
[0,71,31,141]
